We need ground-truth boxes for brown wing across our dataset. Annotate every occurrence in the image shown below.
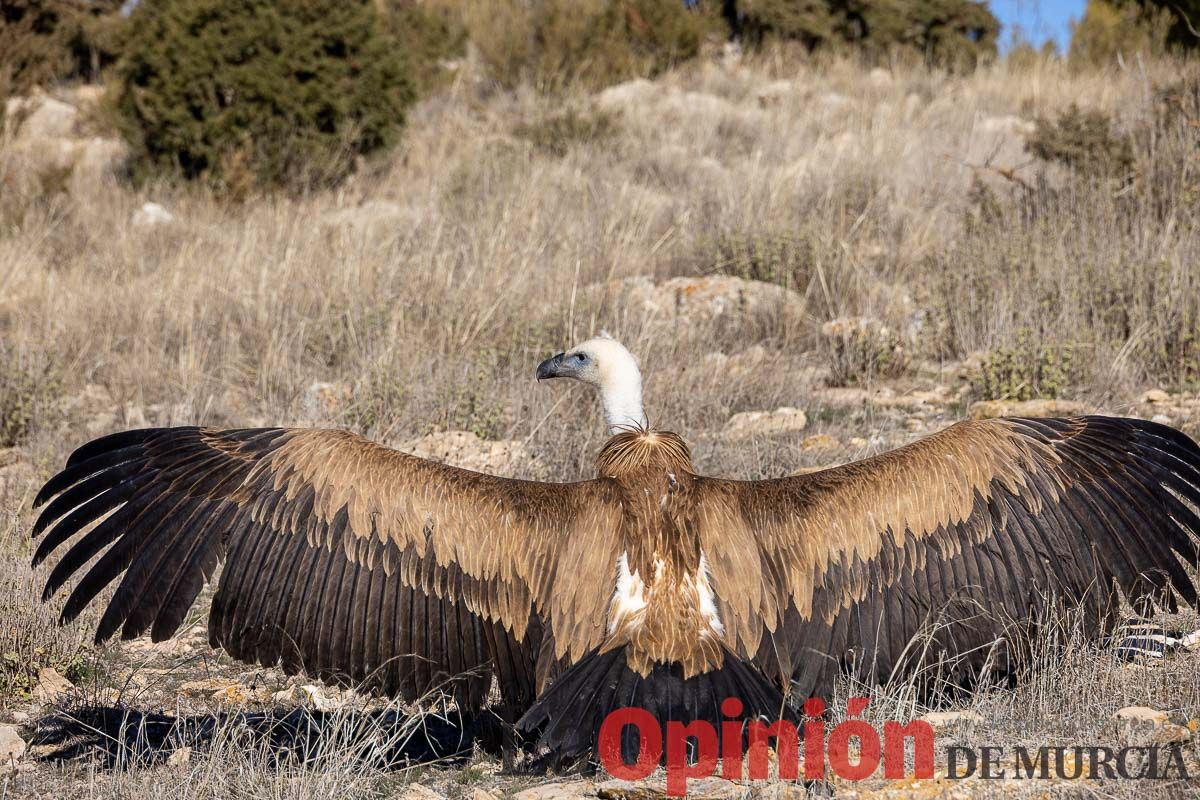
[693,416,1200,698]
[31,427,624,708]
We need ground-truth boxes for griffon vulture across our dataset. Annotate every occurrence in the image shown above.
[31,336,1200,763]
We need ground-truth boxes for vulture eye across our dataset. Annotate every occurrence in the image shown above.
[575,354,586,362]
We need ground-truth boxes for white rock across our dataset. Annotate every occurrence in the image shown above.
[17,97,79,140]
[722,407,808,439]
[396,785,447,800]
[272,684,337,712]
[132,201,176,227]
[167,746,192,766]
[968,398,1087,420]
[979,114,1036,137]
[1114,706,1169,724]
[868,67,893,87]
[0,726,25,769]
[515,781,595,800]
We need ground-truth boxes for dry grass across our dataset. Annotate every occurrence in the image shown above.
[1,49,1200,798]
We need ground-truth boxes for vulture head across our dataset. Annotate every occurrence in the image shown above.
[536,336,648,434]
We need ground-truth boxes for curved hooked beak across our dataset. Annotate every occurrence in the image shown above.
[536,352,567,381]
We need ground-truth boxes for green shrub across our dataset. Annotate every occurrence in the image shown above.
[381,0,469,93]
[821,317,910,386]
[1068,0,1172,66]
[464,0,722,91]
[0,0,126,99]
[731,0,999,67]
[114,0,414,193]
[971,332,1075,401]
[1026,104,1134,179]
[707,231,818,291]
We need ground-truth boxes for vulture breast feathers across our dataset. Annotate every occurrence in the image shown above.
[31,416,1200,761]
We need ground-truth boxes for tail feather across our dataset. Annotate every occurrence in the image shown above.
[518,646,793,764]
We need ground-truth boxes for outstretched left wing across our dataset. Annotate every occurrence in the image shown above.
[692,416,1200,697]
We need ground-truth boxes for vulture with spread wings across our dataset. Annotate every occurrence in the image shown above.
[32,336,1200,763]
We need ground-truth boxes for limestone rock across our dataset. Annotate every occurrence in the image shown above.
[801,433,840,451]
[1114,706,1169,725]
[1115,706,1192,745]
[968,398,1087,420]
[513,781,594,800]
[31,667,74,703]
[132,202,176,227]
[396,785,447,800]
[167,746,192,766]
[398,431,532,475]
[0,726,26,769]
[272,684,337,712]
[722,407,807,439]
[471,790,501,800]
[18,97,79,140]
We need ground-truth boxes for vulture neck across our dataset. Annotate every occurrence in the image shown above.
[599,364,648,435]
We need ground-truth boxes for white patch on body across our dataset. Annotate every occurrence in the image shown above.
[610,552,647,632]
[695,551,725,637]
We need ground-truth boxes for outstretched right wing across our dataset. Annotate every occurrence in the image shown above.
[32,426,625,706]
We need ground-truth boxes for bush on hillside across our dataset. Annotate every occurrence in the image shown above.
[729,0,999,66]
[0,0,126,98]
[114,0,414,194]
[1068,0,1172,65]
[1026,104,1134,179]
[464,0,722,91]
[381,0,469,93]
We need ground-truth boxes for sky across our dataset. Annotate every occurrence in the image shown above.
[989,0,1090,52]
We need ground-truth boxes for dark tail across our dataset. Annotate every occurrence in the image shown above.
[517,646,793,764]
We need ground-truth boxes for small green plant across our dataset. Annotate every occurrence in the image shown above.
[113,0,414,194]
[821,317,909,387]
[972,332,1075,401]
[465,0,721,91]
[513,106,620,157]
[1026,104,1134,179]
[0,0,127,97]
[707,232,817,291]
